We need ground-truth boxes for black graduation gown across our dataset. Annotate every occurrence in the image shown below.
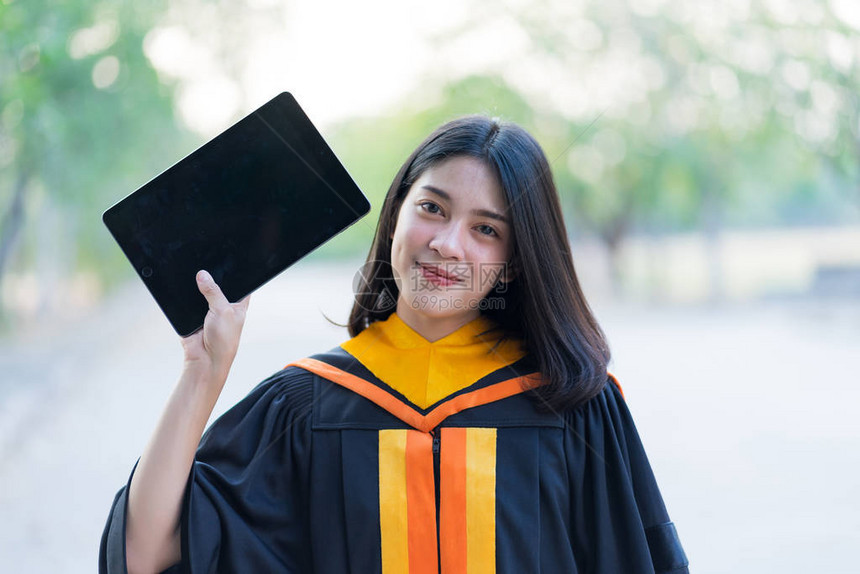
[99,348,689,573]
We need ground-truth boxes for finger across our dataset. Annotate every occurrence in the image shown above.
[196,270,230,313]
[236,294,251,313]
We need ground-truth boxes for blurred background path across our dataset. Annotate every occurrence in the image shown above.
[1,260,858,573]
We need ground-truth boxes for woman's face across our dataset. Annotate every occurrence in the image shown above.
[390,155,514,336]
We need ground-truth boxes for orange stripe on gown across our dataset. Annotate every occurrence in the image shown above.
[405,430,439,574]
[441,428,468,573]
[440,428,497,574]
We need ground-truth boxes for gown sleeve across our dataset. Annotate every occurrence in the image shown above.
[99,366,316,574]
[564,379,690,574]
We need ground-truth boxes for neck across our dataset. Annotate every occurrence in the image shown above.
[394,303,481,343]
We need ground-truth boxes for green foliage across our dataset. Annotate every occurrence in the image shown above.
[1,0,194,291]
[443,0,860,245]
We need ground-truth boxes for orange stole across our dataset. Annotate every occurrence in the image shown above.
[379,430,438,574]
[379,428,498,574]
[440,428,497,574]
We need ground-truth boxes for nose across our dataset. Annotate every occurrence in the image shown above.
[428,222,466,260]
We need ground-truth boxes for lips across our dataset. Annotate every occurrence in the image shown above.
[417,262,463,286]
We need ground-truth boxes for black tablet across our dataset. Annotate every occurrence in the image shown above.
[103,92,370,336]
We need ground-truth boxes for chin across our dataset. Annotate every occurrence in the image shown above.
[402,292,482,320]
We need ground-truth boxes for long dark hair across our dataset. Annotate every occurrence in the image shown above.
[348,116,610,411]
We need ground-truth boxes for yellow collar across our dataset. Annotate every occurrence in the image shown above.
[340,313,526,408]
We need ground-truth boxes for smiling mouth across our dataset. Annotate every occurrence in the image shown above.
[417,262,463,284]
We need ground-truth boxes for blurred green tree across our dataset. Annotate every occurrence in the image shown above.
[429,0,859,296]
[0,0,191,317]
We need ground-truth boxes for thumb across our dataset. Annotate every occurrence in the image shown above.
[196,270,229,313]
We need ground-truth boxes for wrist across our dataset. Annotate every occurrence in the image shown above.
[178,362,228,401]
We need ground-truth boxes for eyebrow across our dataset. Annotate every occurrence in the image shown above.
[421,185,510,224]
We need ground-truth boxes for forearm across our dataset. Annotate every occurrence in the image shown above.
[126,368,224,574]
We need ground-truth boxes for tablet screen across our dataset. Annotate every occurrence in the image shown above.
[103,92,370,336]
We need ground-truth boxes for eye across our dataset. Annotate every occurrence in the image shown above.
[420,201,442,215]
[476,224,498,237]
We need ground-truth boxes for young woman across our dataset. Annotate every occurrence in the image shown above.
[100,116,689,574]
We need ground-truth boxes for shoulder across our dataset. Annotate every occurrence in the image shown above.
[558,373,658,477]
[249,363,317,404]
[558,373,632,430]
[241,363,317,413]
[200,364,318,445]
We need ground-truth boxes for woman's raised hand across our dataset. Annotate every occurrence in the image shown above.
[180,270,250,385]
